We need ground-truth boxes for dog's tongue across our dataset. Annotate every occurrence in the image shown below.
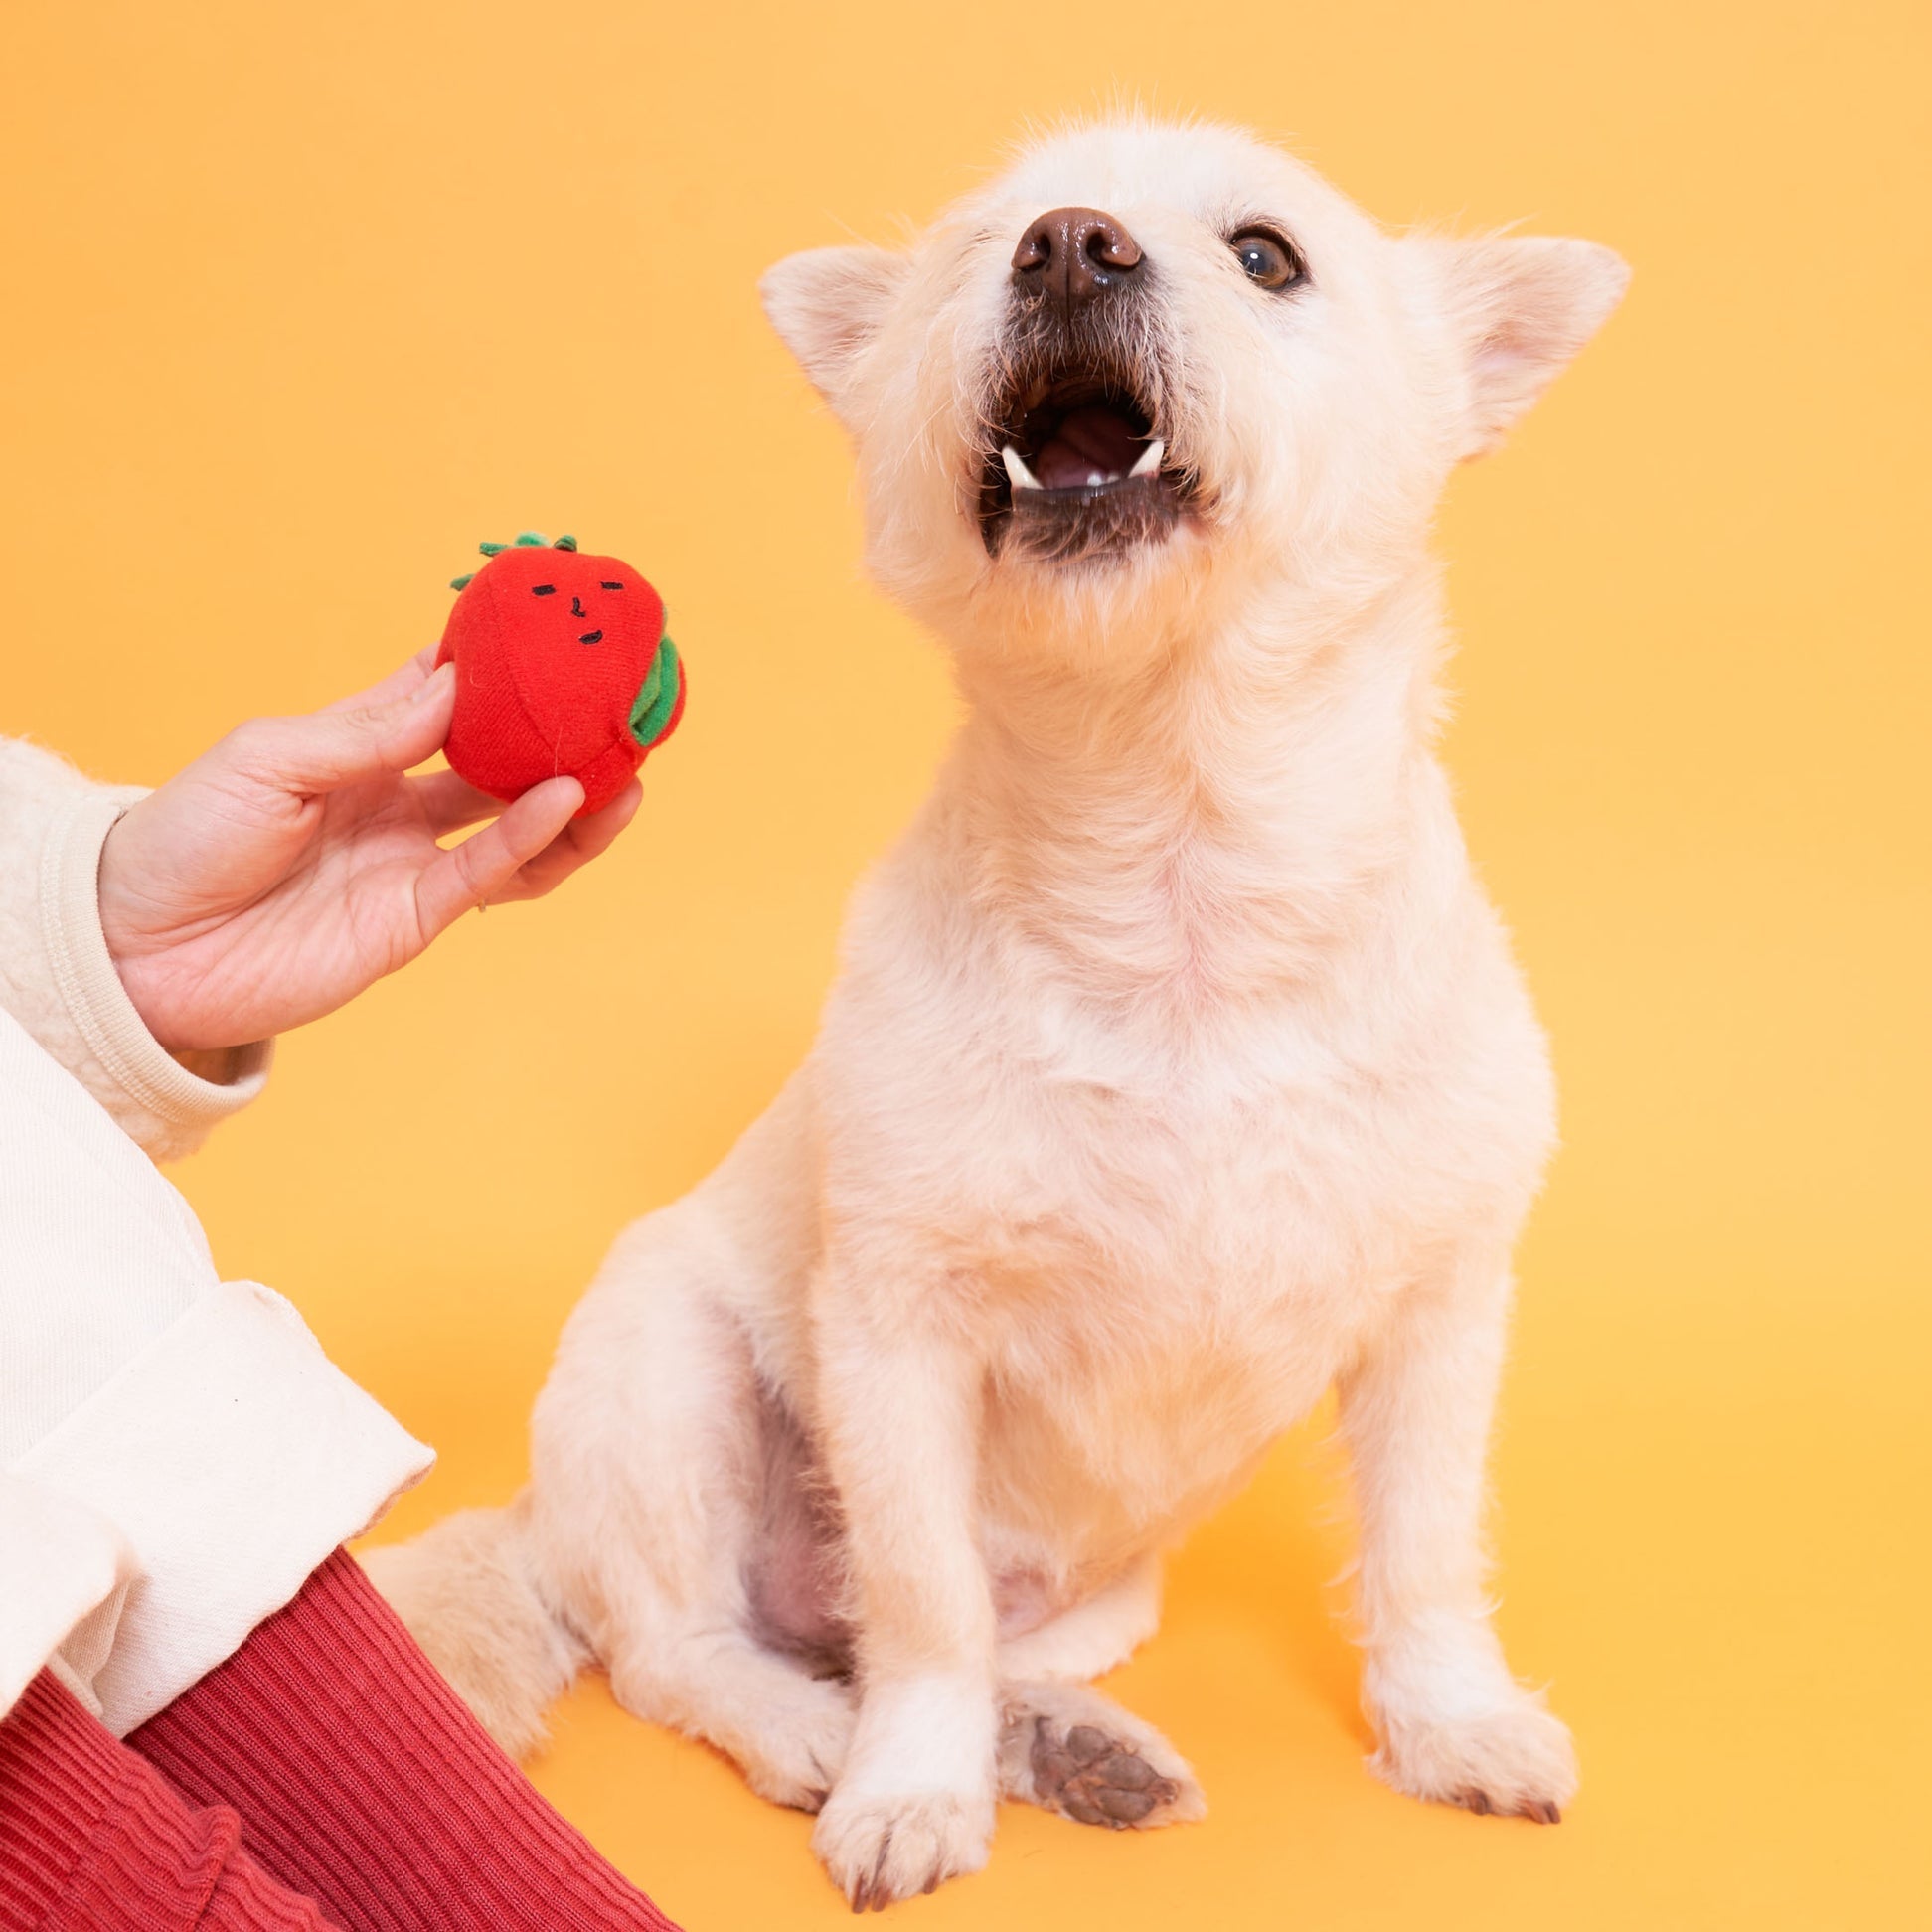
[1034,404,1147,489]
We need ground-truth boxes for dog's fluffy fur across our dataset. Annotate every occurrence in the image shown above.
[369,118,1627,1906]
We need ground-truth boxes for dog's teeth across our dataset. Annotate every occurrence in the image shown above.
[1087,471,1107,486]
[1002,444,1043,491]
[1129,437,1165,479]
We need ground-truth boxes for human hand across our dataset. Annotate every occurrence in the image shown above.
[98,650,643,1052]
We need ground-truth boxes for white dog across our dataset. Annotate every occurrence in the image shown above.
[371,116,1627,1908]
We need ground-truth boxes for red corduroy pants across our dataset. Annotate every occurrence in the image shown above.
[0,1550,678,1931]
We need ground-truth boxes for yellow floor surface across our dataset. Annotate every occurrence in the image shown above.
[5,2,1927,1926]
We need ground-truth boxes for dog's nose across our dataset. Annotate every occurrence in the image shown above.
[1011,207,1144,318]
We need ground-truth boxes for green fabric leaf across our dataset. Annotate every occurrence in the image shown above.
[628,637,681,748]
[461,532,579,590]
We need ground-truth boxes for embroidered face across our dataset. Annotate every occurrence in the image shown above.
[459,539,659,661]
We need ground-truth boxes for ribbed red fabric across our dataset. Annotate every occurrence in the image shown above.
[130,1550,677,1932]
[0,1669,333,1930]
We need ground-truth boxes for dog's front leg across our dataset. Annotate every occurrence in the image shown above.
[809,1257,998,1908]
[1338,1250,1577,1823]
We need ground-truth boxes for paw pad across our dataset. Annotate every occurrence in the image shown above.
[1031,1717,1181,1828]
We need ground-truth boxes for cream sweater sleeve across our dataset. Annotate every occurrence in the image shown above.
[1,738,432,1735]
[0,738,269,1161]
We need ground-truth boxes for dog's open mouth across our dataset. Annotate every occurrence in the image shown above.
[979,368,1188,563]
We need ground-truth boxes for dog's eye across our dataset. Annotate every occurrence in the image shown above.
[1230,228,1305,292]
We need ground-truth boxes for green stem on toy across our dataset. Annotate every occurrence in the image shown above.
[628,637,681,749]
[452,531,577,591]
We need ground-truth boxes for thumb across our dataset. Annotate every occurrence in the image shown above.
[223,662,456,796]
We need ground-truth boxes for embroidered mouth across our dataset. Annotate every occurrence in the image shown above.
[978,363,1190,563]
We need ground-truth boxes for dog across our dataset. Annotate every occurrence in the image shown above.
[369,115,1627,1908]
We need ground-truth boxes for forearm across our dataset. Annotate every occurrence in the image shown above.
[0,738,269,1161]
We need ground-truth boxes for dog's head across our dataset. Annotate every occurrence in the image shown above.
[762,120,1627,664]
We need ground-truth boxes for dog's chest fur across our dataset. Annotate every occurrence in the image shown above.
[807,737,1553,1580]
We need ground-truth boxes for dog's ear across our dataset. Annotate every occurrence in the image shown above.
[1421,235,1630,458]
[760,246,910,425]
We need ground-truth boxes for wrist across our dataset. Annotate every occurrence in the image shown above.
[41,787,273,1137]
[95,811,172,1044]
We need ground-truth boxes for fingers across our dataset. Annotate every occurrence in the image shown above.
[412,770,644,851]
[413,766,506,836]
[225,662,456,796]
[412,776,585,941]
[411,776,644,938]
[322,646,442,714]
[569,778,645,866]
[492,778,644,900]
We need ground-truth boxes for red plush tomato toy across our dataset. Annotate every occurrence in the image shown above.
[437,531,685,816]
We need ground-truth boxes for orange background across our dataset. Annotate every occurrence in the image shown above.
[3,2,1927,1925]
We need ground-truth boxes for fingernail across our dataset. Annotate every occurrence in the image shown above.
[409,662,455,707]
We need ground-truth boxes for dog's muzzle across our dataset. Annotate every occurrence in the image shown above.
[980,206,1191,564]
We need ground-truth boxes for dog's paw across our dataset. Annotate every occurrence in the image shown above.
[609,1643,855,1816]
[1000,1681,1206,1829]
[738,1674,857,1814]
[1371,1691,1576,1824]
[812,1786,995,1910]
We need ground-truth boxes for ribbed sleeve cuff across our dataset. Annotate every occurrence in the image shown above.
[0,1669,135,1928]
[39,788,271,1133]
[13,1282,433,1736]
[131,1552,681,1931]
[0,1669,335,1931]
